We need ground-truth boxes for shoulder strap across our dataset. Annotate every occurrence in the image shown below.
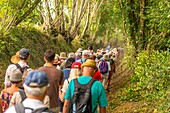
[67,78,69,84]
[74,78,80,89]
[86,79,96,94]
[32,107,54,113]
[74,78,96,93]
[14,103,25,113]
[18,90,27,102]
[15,63,30,73]
[15,63,23,73]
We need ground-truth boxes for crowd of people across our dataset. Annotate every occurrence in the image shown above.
[0,46,119,113]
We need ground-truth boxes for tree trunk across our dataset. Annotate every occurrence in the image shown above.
[127,0,138,55]
[81,0,90,39]
[139,0,146,50]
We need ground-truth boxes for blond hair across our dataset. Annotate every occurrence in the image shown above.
[68,68,82,81]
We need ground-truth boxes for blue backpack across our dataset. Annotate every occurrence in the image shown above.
[99,60,108,74]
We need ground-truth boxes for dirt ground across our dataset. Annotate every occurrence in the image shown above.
[106,60,137,113]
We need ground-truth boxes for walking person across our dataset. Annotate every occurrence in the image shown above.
[98,54,111,88]
[59,58,75,113]
[9,70,50,108]
[60,62,82,102]
[5,71,54,113]
[76,50,89,64]
[0,67,23,112]
[4,48,31,89]
[39,50,64,112]
[63,59,108,113]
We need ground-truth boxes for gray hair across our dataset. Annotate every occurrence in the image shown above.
[23,84,47,96]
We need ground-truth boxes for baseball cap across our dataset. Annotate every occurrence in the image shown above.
[24,71,49,87]
[19,48,30,59]
[71,62,81,69]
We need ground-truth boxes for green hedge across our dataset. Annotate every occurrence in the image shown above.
[121,50,170,112]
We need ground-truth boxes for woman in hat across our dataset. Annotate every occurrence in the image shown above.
[0,68,22,112]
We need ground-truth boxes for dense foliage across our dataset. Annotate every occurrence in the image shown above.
[115,50,170,112]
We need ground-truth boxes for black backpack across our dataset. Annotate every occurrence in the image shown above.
[69,78,96,113]
[14,103,54,113]
[15,63,30,73]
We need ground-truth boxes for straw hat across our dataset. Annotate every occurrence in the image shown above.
[53,54,60,64]
[60,52,67,60]
[11,51,20,64]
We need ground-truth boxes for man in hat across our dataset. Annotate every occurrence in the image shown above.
[76,50,90,64]
[5,71,53,113]
[4,48,31,88]
[39,50,64,112]
[63,59,108,113]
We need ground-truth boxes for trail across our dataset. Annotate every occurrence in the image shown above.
[106,52,133,113]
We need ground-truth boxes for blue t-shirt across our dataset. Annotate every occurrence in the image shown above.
[76,58,87,64]
[62,69,71,80]
[64,76,108,113]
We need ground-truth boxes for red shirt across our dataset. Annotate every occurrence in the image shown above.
[93,71,102,81]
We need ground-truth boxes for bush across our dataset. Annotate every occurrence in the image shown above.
[122,50,170,112]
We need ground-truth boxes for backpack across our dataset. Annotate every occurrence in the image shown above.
[14,103,54,113]
[0,90,12,112]
[15,63,30,74]
[80,58,87,64]
[69,78,96,113]
[99,60,108,74]
[18,90,27,102]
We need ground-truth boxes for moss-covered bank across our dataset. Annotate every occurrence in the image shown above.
[0,27,74,90]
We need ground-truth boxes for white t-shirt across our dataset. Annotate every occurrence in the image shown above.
[61,79,70,93]
[5,98,46,113]
[5,61,30,87]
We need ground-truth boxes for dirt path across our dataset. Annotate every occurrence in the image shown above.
[106,59,133,112]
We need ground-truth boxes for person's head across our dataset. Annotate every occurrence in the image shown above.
[103,54,109,60]
[23,71,49,100]
[65,58,75,68]
[53,54,60,66]
[82,50,90,58]
[44,50,55,63]
[88,45,93,50]
[81,59,97,76]
[69,62,82,80]
[19,48,30,61]
[90,54,96,60]
[60,52,67,60]
[68,52,75,59]
[9,67,22,85]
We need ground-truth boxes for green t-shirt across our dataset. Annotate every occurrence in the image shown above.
[64,76,108,113]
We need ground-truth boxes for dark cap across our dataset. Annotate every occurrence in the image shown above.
[19,48,30,59]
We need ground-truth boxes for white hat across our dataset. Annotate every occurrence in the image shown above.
[82,50,89,56]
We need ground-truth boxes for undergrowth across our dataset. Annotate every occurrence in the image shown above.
[110,50,170,113]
